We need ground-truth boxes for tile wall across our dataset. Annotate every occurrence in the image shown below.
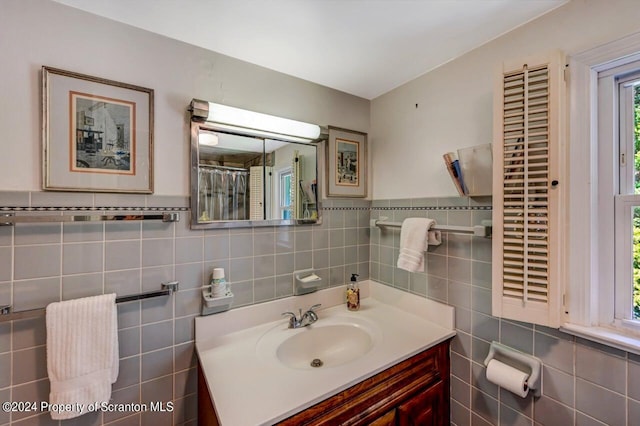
[0,191,370,426]
[370,196,640,426]
[9,189,640,425]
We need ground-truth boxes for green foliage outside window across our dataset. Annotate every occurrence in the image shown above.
[633,87,640,318]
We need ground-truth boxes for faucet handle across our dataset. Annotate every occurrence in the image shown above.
[282,311,297,319]
[304,304,321,323]
[282,311,298,328]
[308,304,321,312]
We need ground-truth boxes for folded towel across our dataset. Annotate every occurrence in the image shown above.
[46,294,119,420]
[397,218,435,272]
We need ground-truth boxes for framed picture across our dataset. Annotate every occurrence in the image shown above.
[42,66,154,193]
[326,126,367,198]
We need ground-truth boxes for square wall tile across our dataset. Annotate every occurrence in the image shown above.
[175,263,205,290]
[204,234,230,260]
[105,269,142,297]
[576,342,626,394]
[575,378,625,426]
[141,295,173,324]
[142,347,173,381]
[230,257,253,282]
[12,346,47,385]
[105,219,142,241]
[106,240,141,271]
[472,313,499,343]
[119,327,141,358]
[63,222,103,242]
[175,237,203,264]
[142,238,173,267]
[0,247,11,281]
[534,331,574,375]
[175,289,201,317]
[534,396,574,426]
[12,317,46,350]
[62,273,103,300]
[63,242,103,275]
[142,221,174,239]
[13,277,60,311]
[14,222,61,245]
[230,233,253,258]
[141,265,173,292]
[11,379,49,421]
[14,245,60,279]
[628,358,640,400]
[542,365,574,407]
[113,355,140,391]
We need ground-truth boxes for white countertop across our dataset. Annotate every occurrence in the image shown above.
[195,280,456,426]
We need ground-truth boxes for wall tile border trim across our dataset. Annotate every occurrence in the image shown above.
[0,206,188,212]
[322,206,492,211]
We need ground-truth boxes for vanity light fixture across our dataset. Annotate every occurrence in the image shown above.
[190,99,322,143]
[198,130,219,146]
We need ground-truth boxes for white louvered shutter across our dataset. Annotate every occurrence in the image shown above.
[249,166,264,220]
[492,51,565,328]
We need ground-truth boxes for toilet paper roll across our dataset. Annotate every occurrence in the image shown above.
[486,359,530,398]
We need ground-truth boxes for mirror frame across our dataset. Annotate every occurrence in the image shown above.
[189,119,324,229]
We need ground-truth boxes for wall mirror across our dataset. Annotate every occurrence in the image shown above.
[189,99,324,229]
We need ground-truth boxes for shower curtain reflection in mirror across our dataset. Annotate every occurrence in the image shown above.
[198,166,249,221]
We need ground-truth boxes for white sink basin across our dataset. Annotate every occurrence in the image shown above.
[256,315,380,370]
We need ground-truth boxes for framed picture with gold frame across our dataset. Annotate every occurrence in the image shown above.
[42,66,154,193]
[326,126,367,198]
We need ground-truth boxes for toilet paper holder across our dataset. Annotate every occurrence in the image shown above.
[483,341,542,397]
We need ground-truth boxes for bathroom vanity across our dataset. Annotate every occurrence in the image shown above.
[195,281,455,425]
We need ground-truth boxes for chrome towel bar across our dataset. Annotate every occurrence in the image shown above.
[0,281,179,323]
[0,212,180,226]
[371,217,492,237]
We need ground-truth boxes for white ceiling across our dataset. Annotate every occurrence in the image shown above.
[53,0,568,100]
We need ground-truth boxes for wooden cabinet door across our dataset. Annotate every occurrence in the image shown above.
[368,409,398,426]
[397,380,445,426]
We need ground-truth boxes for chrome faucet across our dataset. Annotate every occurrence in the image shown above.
[282,304,321,329]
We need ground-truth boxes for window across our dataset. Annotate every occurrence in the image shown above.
[614,70,640,326]
[278,168,292,220]
[563,34,640,353]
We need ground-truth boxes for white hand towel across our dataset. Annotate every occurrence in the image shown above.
[427,230,442,246]
[46,294,119,420]
[397,218,435,272]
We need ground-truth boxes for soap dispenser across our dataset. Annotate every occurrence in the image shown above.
[346,273,360,311]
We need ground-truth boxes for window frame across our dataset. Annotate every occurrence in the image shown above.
[563,33,640,353]
[614,71,640,325]
[277,167,292,220]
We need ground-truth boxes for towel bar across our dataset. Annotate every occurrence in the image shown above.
[371,217,492,237]
[0,212,180,226]
[0,281,179,323]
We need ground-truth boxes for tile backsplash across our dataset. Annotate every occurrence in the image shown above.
[0,192,370,425]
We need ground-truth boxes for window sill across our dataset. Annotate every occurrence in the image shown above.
[560,323,640,356]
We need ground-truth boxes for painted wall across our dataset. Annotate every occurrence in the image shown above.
[0,0,369,195]
[370,0,640,199]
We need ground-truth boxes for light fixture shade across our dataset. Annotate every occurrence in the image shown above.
[190,99,321,143]
[198,131,219,146]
